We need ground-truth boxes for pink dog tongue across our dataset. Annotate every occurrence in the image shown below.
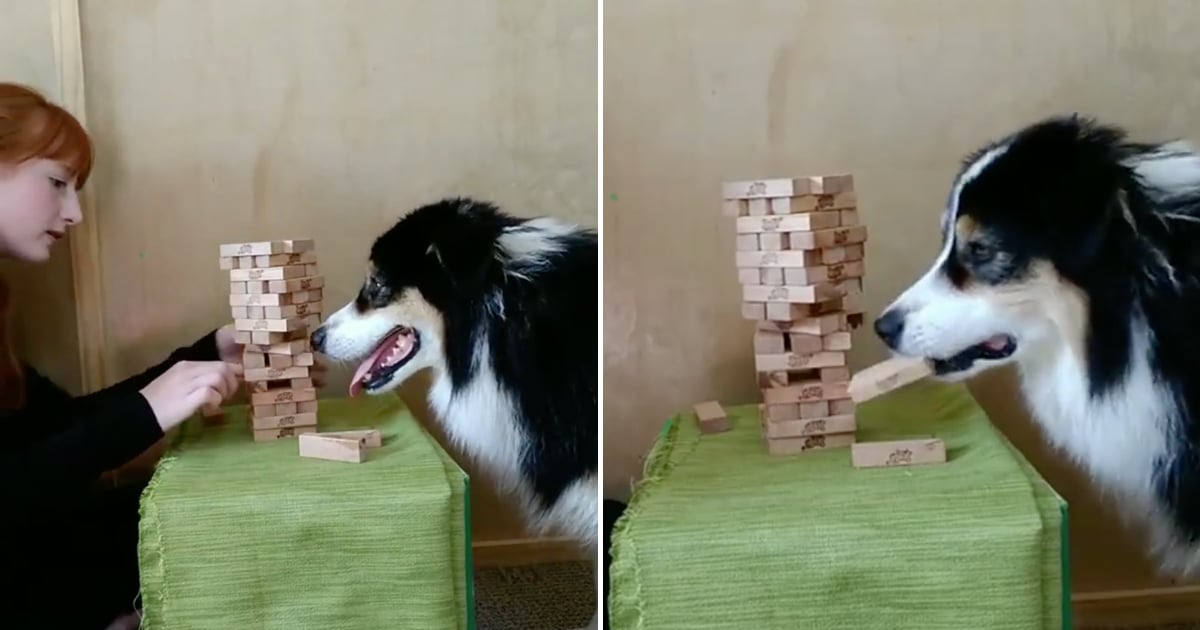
[982,335,1009,351]
[349,341,395,397]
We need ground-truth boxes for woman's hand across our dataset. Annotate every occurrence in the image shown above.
[140,360,242,432]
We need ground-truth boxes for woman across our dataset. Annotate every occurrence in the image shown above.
[0,82,260,629]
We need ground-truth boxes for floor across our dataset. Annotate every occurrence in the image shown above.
[474,560,596,630]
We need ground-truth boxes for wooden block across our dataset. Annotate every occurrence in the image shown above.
[848,356,934,403]
[230,265,309,282]
[219,257,235,270]
[290,378,313,389]
[829,398,855,415]
[268,353,294,369]
[252,404,275,416]
[693,400,731,434]
[233,331,253,344]
[320,429,382,448]
[851,438,947,469]
[231,291,310,307]
[736,213,841,234]
[741,302,766,320]
[743,283,846,304]
[723,199,748,217]
[245,366,311,382]
[766,431,855,455]
[249,387,317,405]
[234,317,305,333]
[760,403,799,422]
[274,402,299,415]
[230,281,247,294]
[747,198,770,215]
[755,351,845,372]
[787,333,822,355]
[764,301,843,322]
[245,306,264,319]
[298,400,319,414]
[761,380,850,404]
[797,400,831,418]
[760,268,784,285]
[254,251,317,268]
[220,239,314,257]
[299,433,364,463]
[759,371,791,388]
[763,414,857,439]
[244,280,270,294]
[754,330,785,354]
[722,175,852,200]
[770,191,856,214]
[242,351,267,369]
[268,276,324,293]
[783,261,864,286]
[821,367,851,383]
[245,339,311,355]
[251,411,318,431]
[737,268,760,284]
[757,232,789,251]
[236,256,255,269]
[301,313,322,329]
[253,425,317,442]
[823,331,853,351]
[787,226,868,251]
[759,312,846,336]
[231,306,248,319]
[736,234,760,251]
[736,249,822,268]
[840,210,859,226]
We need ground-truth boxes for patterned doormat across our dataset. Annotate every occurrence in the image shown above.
[475,561,596,630]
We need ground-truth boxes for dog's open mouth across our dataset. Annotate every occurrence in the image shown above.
[931,334,1017,375]
[349,326,420,397]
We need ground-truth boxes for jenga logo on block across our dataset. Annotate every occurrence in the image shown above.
[787,354,811,368]
[237,244,252,254]
[268,368,284,378]
[277,392,294,402]
[768,287,787,300]
[799,385,822,400]
[887,449,914,465]
[249,269,265,279]
[278,427,296,437]
[746,181,767,195]
[299,279,314,289]
[832,229,849,245]
[804,420,826,434]
[279,415,296,426]
[878,373,900,389]
[296,304,311,316]
[253,321,268,331]
[761,252,779,265]
[828,263,845,281]
[804,435,826,448]
[817,195,833,209]
[762,217,782,231]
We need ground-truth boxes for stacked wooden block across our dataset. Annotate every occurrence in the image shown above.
[219,239,325,442]
[723,175,867,456]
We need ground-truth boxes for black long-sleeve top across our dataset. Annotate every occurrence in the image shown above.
[1,330,219,513]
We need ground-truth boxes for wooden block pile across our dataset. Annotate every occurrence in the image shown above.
[722,174,867,456]
[847,355,947,468]
[219,239,325,442]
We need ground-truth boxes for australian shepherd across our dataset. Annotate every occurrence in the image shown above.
[874,114,1200,577]
[310,197,598,625]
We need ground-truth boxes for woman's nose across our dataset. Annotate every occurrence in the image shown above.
[62,189,83,225]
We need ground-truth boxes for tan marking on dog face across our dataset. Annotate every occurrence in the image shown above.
[963,260,1088,361]
[955,215,979,243]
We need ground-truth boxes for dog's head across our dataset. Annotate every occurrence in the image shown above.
[875,115,1141,379]
[311,197,521,397]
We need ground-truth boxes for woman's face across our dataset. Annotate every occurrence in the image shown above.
[0,158,81,262]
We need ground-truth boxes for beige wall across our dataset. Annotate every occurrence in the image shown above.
[0,1,82,394]
[603,0,1200,592]
[6,0,596,543]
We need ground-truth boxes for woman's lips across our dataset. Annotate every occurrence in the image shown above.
[46,230,64,240]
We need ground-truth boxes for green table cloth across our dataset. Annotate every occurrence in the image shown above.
[609,380,1067,630]
[138,394,473,629]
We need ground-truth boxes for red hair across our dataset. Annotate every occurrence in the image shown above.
[0,82,95,408]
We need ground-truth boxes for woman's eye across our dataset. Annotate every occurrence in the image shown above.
[50,178,67,189]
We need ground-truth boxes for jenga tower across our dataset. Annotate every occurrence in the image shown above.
[218,239,325,442]
[722,175,867,456]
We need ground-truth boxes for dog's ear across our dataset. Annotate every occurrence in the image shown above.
[425,232,497,295]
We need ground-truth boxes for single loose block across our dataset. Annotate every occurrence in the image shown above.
[229,265,309,282]
[755,351,846,372]
[251,411,318,431]
[693,400,731,434]
[763,414,857,439]
[219,239,314,257]
[766,431,855,456]
[234,317,306,333]
[252,425,316,442]
[244,366,311,382]
[298,433,364,463]
[847,356,934,403]
[761,380,850,405]
[851,438,946,469]
[743,284,846,305]
[321,429,383,448]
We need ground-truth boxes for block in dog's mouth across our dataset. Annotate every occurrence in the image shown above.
[931,334,1017,375]
[349,326,420,396]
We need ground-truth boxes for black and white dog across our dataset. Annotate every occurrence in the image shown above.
[311,198,598,620]
[875,115,1200,576]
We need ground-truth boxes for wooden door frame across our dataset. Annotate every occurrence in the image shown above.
[50,0,108,392]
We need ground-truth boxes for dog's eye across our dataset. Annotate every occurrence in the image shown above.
[965,240,995,263]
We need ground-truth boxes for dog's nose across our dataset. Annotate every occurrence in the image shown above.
[310,325,327,352]
[873,309,906,349]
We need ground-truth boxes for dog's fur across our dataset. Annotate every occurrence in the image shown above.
[311,198,598,618]
[876,114,1200,577]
